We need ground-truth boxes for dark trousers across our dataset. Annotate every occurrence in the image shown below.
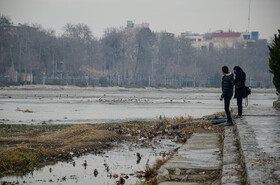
[237,97,243,116]
[224,96,232,123]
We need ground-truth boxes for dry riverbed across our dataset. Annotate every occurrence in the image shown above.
[0,113,225,185]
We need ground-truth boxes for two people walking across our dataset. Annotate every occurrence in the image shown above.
[220,66,246,126]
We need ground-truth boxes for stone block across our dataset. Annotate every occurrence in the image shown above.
[158,182,204,185]
[221,175,241,184]
[157,166,170,183]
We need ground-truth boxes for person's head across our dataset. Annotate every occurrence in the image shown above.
[233,66,243,74]
[222,66,229,74]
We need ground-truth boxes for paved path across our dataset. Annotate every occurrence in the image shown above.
[235,104,280,184]
[157,103,280,185]
[157,133,222,185]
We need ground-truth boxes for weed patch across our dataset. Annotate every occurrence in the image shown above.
[0,145,71,176]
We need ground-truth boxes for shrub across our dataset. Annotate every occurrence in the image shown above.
[268,29,280,93]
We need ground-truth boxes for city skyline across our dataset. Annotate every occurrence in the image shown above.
[0,0,279,40]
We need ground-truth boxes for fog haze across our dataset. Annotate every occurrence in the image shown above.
[0,0,279,39]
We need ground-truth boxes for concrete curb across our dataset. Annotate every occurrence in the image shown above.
[221,127,242,184]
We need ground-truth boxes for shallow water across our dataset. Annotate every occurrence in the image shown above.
[0,137,182,185]
[0,90,225,125]
[0,89,276,125]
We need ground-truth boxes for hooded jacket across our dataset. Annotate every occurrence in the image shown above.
[221,73,234,98]
[233,66,246,99]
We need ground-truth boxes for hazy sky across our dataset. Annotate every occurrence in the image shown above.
[0,0,279,39]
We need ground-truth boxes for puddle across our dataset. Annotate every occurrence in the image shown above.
[0,137,182,185]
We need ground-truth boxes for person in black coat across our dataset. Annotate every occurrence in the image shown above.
[233,66,246,118]
[220,66,234,126]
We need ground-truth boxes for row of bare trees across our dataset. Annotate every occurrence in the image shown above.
[0,15,271,87]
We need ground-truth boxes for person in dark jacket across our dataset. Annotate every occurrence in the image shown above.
[233,66,246,118]
[220,66,234,126]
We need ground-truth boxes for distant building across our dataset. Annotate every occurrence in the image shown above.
[181,32,208,50]
[181,31,199,37]
[127,20,134,28]
[161,32,175,37]
[181,30,260,50]
[155,31,175,41]
[126,20,150,29]
[0,24,37,36]
[212,32,241,39]
[251,31,259,40]
[211,31,243,48]
[0,25,18,36]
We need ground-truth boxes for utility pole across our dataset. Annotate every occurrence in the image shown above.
[248,0,251,32]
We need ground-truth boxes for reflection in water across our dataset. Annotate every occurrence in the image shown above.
[82,160,87,170]
[136,152,142,164]
[93,169,98,177]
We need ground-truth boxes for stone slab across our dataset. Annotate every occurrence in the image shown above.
[158,182,203,185]
[158,133,222,184]
[163,133,222,171]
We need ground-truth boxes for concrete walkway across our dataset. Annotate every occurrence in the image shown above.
[157,128,245,185]
[235,104,280,184]
[157,133,222,185]
[157,103,280,185]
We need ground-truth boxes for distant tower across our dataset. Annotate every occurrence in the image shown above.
[247,0,251,32]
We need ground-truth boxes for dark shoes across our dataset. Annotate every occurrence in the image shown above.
[224,122,233,126]
[234,115,243,119]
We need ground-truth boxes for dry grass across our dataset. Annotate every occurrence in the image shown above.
[181,122,224,133]
[0,144,69,174]
[0,124,120,152]
[202,111,226,119]
[0,124,122,175]
[154,115,195,126]
[153,112,225,134]
[37,124,119,151]
[154,111,227,128]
